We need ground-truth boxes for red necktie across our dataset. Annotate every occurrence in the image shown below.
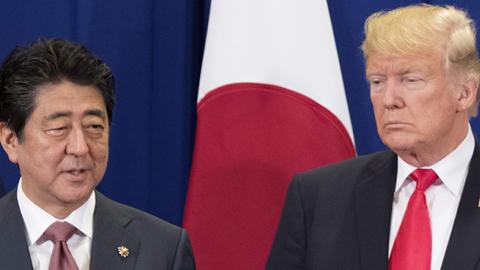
[43,221,80,270]
[389,169,438,270]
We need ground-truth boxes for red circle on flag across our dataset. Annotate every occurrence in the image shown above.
[184,82,356,270]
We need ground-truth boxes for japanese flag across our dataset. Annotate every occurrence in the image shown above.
[184,1,356,269]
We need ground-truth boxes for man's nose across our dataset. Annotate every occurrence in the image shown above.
[383,80,404,109]
[65,127,89,156]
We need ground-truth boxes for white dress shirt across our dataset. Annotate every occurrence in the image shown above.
[388,126,475,270]
[17,179,95,270]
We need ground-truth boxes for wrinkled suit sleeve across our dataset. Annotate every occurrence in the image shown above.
[172,229,196,270]
[266,176,307,270]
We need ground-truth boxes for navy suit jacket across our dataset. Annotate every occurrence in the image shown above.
[0,189,195,269]
[267,146,480,270]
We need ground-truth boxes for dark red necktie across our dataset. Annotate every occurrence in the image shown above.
[43,221,80,270]
[389,169,438,270]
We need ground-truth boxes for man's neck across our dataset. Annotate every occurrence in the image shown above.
[397,123,471,167]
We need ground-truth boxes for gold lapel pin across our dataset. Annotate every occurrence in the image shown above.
[118,245,129,258]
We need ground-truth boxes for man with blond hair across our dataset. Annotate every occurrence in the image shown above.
[267,4,480,270]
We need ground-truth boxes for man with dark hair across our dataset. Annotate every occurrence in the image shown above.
[0,38,195,270]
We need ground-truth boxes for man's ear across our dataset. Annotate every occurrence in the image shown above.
[0,122,19,164]
[456,77,478,113]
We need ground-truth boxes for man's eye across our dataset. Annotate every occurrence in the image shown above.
[369,78,385,91]
[46,127,67,136]
[368,76,384,85]
[402,76,425,89]
[87,124,104,133]
[405,77,419,83]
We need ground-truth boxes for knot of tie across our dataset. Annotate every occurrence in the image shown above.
[410,168,438,192]
[44,221,77,243]
[43,221,79,270]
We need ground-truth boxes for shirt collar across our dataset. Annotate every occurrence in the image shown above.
[396,125,475,196]
[17,178,96,245]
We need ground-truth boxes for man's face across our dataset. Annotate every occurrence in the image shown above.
[5,81,109,215]
[367,53,468,163]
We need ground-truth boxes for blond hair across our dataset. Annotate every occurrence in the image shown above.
[361,4,480,116]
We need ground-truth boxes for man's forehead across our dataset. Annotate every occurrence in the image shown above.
[366,53,443,73]
[36,81,103,98]
[44,109,107,121]
[33,82,107,120]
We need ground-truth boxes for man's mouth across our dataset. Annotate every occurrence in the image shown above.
[384,121,409,128]
[67,169,86,175]
[61,168,91,178]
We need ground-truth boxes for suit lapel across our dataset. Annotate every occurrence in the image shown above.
[354,151,397,270]
[0,190,34,270]
[441,145,480,270]
[90,192,140,270]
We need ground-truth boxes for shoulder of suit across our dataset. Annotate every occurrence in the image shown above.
[293,150,395,186]
[0,189,20,222]
[94,191,184,236]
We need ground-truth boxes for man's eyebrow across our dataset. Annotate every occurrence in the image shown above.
[45,111,71,121]
[84,109,107,120]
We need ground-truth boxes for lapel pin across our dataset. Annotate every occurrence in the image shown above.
[117,245,130,258]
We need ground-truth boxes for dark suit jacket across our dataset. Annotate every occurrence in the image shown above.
[266,146,480,270]
[0,189,195,270]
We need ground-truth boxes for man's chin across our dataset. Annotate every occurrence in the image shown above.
[382,137,415,154]
[54,186,94,205]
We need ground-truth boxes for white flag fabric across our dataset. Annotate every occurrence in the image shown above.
[184,1,356,269]
[197,0,354,138]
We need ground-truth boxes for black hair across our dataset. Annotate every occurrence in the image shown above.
[0,38,115,139]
